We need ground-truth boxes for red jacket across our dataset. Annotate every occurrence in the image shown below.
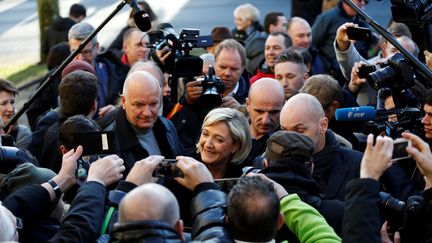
[250,68,274,85]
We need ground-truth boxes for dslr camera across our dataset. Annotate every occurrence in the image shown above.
[195,66,225,107]
[359,53,415,92]
[153,159,184,178]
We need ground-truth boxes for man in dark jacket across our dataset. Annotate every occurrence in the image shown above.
[185,39,250,109]
[68,22,129,118]
[300,74,365,150]
[261,130,344,235]
[280,93,362,201]
[287,16,327,75]
[311,0,370,83]
[107,71,183,174]
[249,32,292,84]
[106,155,231,242]
[182,39,250,144]
[30,70,98,172]
[343,134,394,243]
[42,3,86,58]
[245,78,285,167]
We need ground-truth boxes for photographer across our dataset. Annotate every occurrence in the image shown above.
[343,134,394,243]
[345,132,432,242]
[184,39,250,110]
[335,22,424,106]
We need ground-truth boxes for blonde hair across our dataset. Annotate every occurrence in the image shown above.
[200,108,252,164]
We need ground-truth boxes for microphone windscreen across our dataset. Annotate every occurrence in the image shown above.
[335,106,376,121]
[134,10,152,32]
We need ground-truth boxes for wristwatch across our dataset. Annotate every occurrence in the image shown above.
[48,179,62,199]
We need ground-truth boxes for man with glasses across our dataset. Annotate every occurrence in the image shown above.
[311,0,370,84]
[68,22,129,118]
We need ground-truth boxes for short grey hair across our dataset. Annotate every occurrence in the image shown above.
[68,22,97,45]
[200,108,252,164]
[233,3,260,22]
[215,39,246,68]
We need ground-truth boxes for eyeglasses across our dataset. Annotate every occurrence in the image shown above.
[71,44,95,56]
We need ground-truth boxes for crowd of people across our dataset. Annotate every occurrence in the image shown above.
[2,0,432,242]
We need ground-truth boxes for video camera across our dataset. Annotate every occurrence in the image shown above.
[359,53,416,92]
[147,23,213,102]
[335,106,424,139]
[367,107,424,139]
[148,23,212,77]
[391,0,432,25]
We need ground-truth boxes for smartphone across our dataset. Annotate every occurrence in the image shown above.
[347,27,372,41]
[391,138,412,162]
[72,131,117,183]
[73,131,116,156]
[153,159,184,178]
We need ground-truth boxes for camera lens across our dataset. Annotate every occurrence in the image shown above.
[368,66,396,90]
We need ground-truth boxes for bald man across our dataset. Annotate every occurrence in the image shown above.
[110,156,231,242]
[118,184,183,237]
[245,78,285,166]
[108,71,183,173]
[287,17,326,75]
[280,93,362,201]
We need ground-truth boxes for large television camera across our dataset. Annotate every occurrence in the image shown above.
[147,23,213,102]
[366,107,424,139]
[391,0,432,25]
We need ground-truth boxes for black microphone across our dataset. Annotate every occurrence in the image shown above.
[126,0,152,32]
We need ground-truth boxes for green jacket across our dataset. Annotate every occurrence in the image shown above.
[280,194,342,243]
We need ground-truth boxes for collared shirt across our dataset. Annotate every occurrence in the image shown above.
[226,82,239,97]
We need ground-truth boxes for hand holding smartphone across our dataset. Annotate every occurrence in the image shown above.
[347,27,372,42]
[391,138,412,162]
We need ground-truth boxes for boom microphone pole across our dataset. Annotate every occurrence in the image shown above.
[5,0,151,131]
[342,0,432,81]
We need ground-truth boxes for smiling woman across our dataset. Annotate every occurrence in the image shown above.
[197,107,252,179]
[0,79,31,150]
